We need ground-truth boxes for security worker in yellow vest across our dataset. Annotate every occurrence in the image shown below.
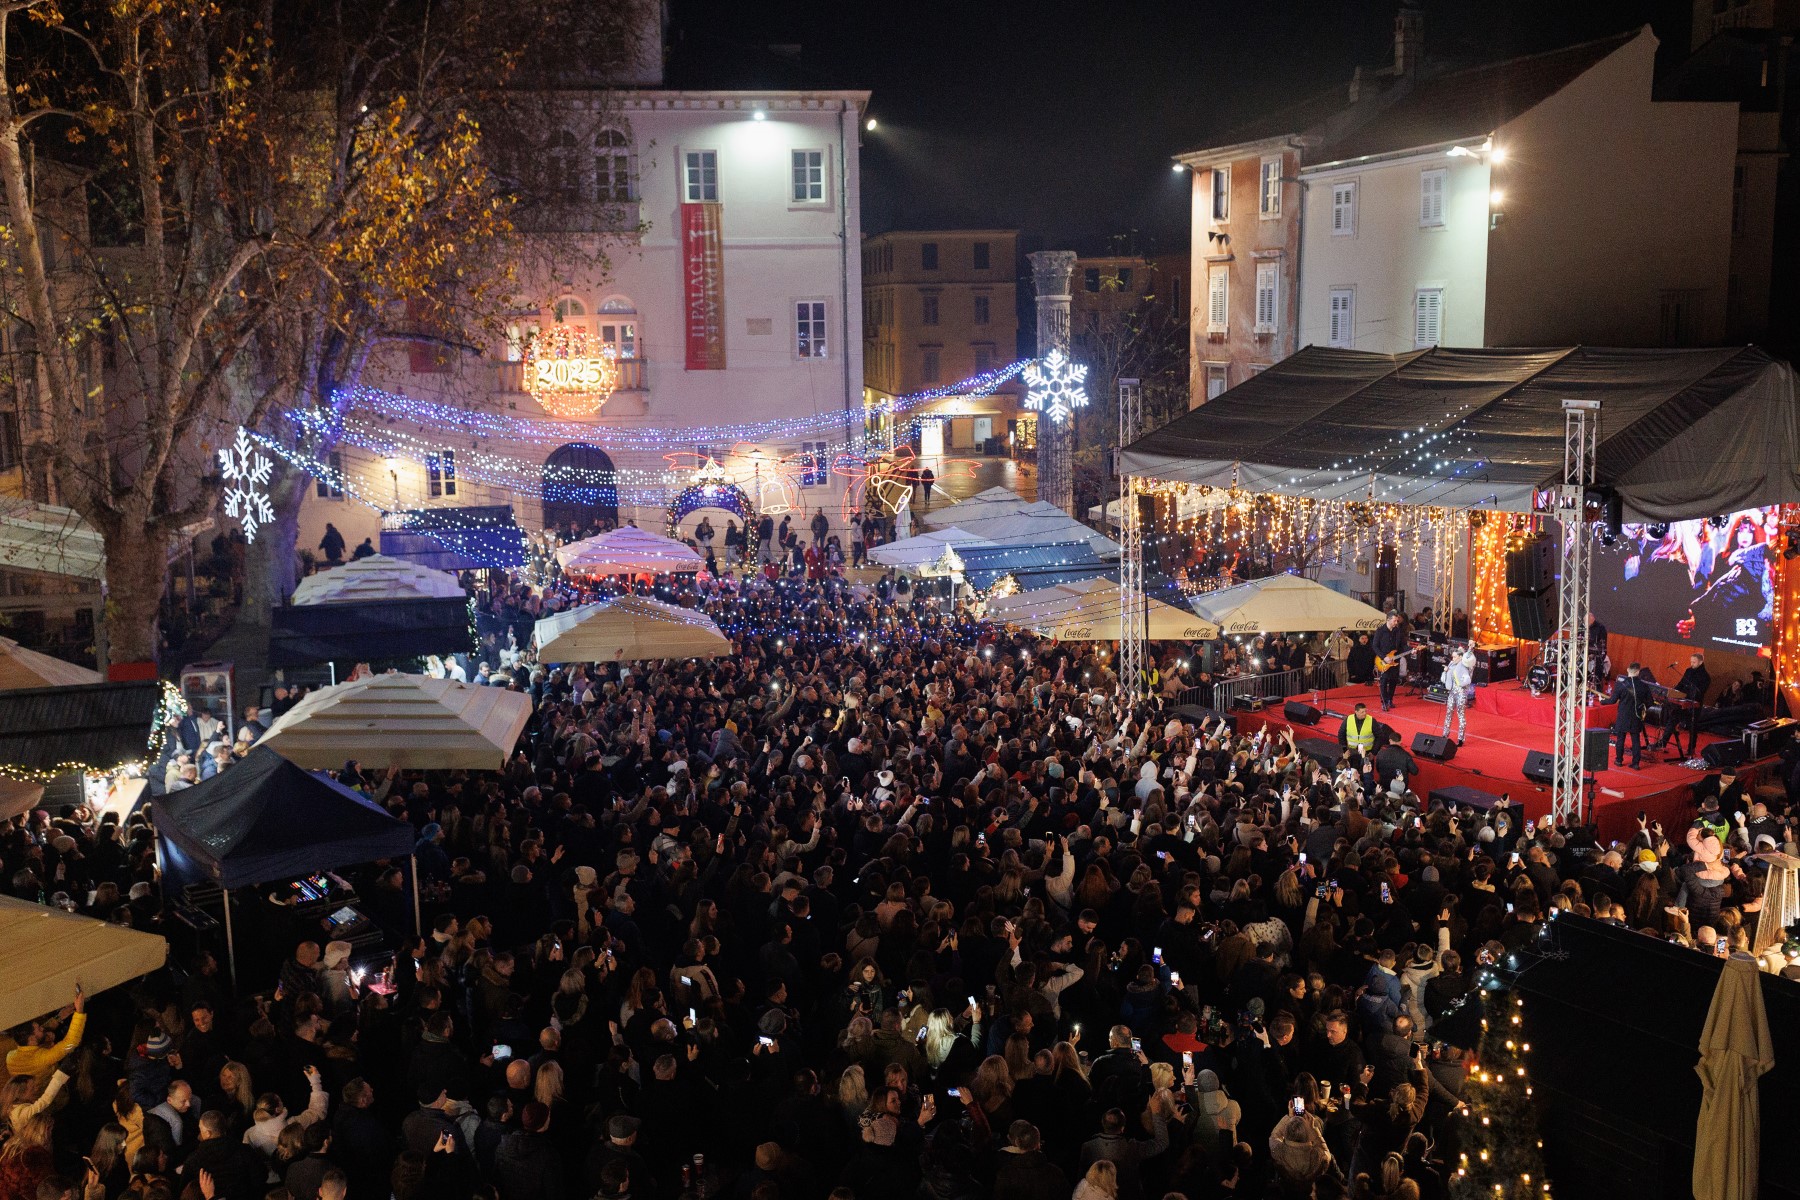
[1337,701,1388,759]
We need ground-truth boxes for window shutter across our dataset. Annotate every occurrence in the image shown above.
[1254,263,1277,333]
[1332,183,1355,235]
[1208,269,1228,332]
[1420,170,1445,225]
[1329,289,1354,348]
[1414,289,1443,347]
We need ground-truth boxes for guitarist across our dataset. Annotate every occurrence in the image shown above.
[1608,662,1653,770]
[1371,612,1408,712]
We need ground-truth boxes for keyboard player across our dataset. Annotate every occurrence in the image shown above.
[1652,652,1710,759]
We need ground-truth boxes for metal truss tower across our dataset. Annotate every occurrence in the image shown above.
[1552,399,1600,825]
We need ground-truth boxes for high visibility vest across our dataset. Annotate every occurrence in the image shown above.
[1345,714,1375,752]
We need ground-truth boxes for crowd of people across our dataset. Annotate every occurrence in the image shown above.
[7,567,1797,1200]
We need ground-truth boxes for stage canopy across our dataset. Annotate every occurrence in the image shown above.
[291,555,465,606]
[1188,573,1389,636]
[256,673,531,770]
[535,595,731,663]
[0,637,104,690]
[988,577,1220,642]
[0,895,166,1030]
[868,527,994,571]
[557,525,703,577]
[156,746,415,888]
[1118,345,1797,521]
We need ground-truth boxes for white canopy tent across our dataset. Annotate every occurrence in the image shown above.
[535,595,731,663]
[0,636,105,691]
[291,554,465,606]
[922,488,1119,557]
[256,674,532,770]
[867,527,994,571]
[988,577,1220,642]
[1187,573,1388,636]
[556,526,704,577]
[0,894,166,1031]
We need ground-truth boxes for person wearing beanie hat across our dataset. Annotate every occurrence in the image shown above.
[492,1099,560,1198]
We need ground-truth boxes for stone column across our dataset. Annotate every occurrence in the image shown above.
[1029,250,1077,515]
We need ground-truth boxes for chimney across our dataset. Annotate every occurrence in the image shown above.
[1393,2,1423,78]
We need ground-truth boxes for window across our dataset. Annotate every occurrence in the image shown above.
[973,344,994,374]
[973,295,991,326]
[800,441,828,486]
[1331,182,1357,236]
[1211,167,1230,221]
[1254,263,1278,334]
[553,297,585,323]
[0,410,20,471]
[426,450,457,498]
[1205,363,1228,400]
[1117,267,1133,291]
[1732,164,1746,236]
[1414,287,1444,348]
[920,242,939,270]
[1170,276,1184,313]
[921,348,941,383]
[1207,267,1228,334]
[972,241,990,270]
[598,319,637,360]
[1328,289,1355,348]
[791,150,825,202]
[1259,157,1282,217]
[549,130,580,203]
[1419,168,1446,226]
[796,301,828,358]
[315,451,344,499]
[921,294,939,326]
[1084,268,1101,292]
[684,150,718,202]
[596,129,635,202]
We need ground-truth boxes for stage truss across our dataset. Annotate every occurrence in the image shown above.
[1552,399,1600,825]
[1117,378,1146,704]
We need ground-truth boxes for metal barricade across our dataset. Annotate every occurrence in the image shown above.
[1190,660,1348,712]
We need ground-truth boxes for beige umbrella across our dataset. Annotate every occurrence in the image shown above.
[1188,573,1387,636]
[535,594,730,663]
[291,554,465,605]
[256,674,531,770]
[988,578,1220,642]
[555,526,703,577]
[1693,955,1774,1200]
[0,636,105,691]
[0,894,166,1031]
[0,778,45,822]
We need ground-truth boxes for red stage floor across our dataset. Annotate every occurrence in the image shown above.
[1235,682,1727,840]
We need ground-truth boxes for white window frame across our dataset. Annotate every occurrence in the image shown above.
[1259,156,1282,218]
[1327,288,1355,348]
[1414,287,1444,348]
[1419,168,1446,227]
[427,450,457,498]
[790,148,826,204]
[795,299,829,359]
[1207,267,1228,334]
[316,451,345,499]
[1211,166,1230,221]
[1253,263,1279,334]
[1330,181,1357,236]
[799,441,829,486]
[596,128,637,202]
[1204,362,1228,401]
[683,150,719,202]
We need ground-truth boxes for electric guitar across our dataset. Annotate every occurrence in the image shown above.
[1374,645,1423,674]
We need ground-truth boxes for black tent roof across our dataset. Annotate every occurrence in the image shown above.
[1117,345,1796,521]
[155,746,415,889]
[0,681,162,773]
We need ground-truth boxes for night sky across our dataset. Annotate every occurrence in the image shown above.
[667,0,1686,253]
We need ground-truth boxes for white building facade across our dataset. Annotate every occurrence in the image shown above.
[297,85,869,562]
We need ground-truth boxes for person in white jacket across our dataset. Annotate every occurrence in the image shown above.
[243,1065,328,1157]
[1399,936,1450,1037]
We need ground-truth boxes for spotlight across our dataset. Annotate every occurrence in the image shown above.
[865,117,878,132]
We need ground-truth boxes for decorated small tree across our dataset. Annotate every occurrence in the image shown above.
[1450,988,1553,1200]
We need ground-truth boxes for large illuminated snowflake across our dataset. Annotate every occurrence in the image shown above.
[218,427,276,544]
[1024,347,1089,425]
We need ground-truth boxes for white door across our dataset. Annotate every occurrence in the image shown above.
[973,417,993,444]
[920,419,945,458]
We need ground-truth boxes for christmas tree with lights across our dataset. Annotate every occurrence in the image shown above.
[1450,989,1553,1200]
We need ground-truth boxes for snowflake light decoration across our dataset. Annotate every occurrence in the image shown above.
[1024,347,1089,425]
[218,427,276,544]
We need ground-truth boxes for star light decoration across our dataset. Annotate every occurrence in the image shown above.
[218,427,275,544]
[1023,347,1089,425]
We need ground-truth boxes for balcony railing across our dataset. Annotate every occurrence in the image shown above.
[498,355,646,395]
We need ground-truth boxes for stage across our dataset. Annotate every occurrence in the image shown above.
[1234,682,1743,839]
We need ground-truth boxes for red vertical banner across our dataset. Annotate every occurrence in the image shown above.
[682,202,726,370]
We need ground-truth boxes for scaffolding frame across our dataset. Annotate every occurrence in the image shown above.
[1117,378,1146,703]
[1552,399,1600,825]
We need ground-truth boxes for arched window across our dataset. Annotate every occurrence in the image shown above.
[595,129,636,202]
[548,129,579,203]
[553,297,586,324]
[597,296,637,360]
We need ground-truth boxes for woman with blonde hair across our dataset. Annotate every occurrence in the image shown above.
[832,1065,869,1137]
[1072,1158,1118,1200]
[970,1054,1015,1124]
[0,1112,54,1200]
[922,1009,980,1084]
[243,1066,328,1157]
[217,1061,255,1128]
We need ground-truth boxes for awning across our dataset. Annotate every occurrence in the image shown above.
[535,595,731,663]
[292,554,466,606]
[0,498,209,581]
[0,896,166,1030]
[0,681,164,775]
[1187,573,1389,636]
[922,487,1121,557]
[987,578,1220,642]
[267,597,474,668]
[557,525,704,576]
[382,505,526,570]
[1118,345,1797,521]
[256,674,531,770]
[868,527,995,571]
[0,637,105,690]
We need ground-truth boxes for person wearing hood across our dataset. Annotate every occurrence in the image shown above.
[319,941,356,1014]
[415,822,452,883]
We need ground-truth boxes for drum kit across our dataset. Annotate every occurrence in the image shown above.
[1525,632,1610,698]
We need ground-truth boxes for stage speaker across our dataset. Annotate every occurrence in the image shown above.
[1702,741,1749,770]
[1412,732,1457,761]
[1507,590,1557,641]
[1284,700,1323,726]
[1522,749,1557,783]
[1583,728,1611,772]
[1505,535,1556,592]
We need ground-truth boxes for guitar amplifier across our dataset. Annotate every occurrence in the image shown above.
[1231,694,1267,712]
[1473,644,1517,684]
[1424,685,1451,706]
